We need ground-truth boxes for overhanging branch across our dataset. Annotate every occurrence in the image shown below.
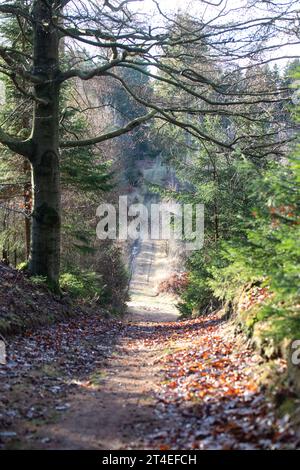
[61,110,156,148]
[58,58,123,83]
[0,127,33,160]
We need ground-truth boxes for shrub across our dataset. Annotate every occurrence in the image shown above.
[60,271,105,301]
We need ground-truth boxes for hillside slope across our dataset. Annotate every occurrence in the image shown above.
[0,263,85,337]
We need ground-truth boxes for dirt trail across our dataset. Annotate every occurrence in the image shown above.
[34,302,177,449]
[1,238,296,449]
[29,240,179,450]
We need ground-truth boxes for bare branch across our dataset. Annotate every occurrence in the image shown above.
[0,203,31,219]
[0,127,33,160]
[59,57,123,82]
[61,110,156,148]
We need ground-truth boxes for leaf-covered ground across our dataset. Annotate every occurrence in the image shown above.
[136,314,297,450]
[0,315,123,448]
[0,306,299,449]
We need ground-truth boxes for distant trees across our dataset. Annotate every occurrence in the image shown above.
[108,67,157,186]
[0,4,32,263]
[0,0,298,287]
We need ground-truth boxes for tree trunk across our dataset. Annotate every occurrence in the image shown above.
[28,1,61,287]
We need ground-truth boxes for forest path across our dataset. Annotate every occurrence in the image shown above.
[32,295,178,450]
[0,241,295,449]
[0,293,295,449]
[29,240,180,449]
[0,235,181,450]
[9,300,294,450]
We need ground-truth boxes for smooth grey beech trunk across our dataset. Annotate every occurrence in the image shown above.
[29,1,61,287]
